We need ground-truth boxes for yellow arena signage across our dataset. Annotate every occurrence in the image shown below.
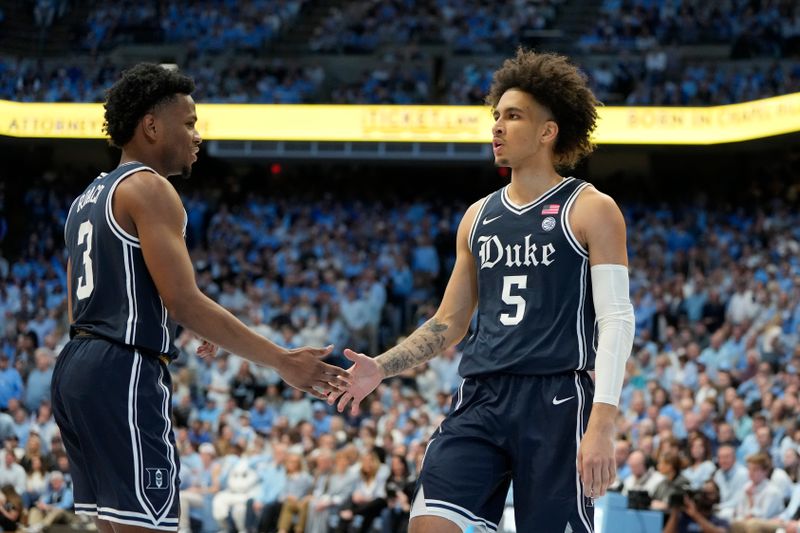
[599,92,800,144]
[1,92,798,144]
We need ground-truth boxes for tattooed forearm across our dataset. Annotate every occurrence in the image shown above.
[377,318,449,378]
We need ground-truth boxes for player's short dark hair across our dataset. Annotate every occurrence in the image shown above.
[103,63,195,148]
[485,48,599,170]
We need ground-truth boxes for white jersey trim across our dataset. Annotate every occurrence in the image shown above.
[561,183,590,258]
[453,378,467,412]
[573,373,595,533]
[156,364,179,518]
[500,177,574,215]
[468,194,493,251]
[64,195,81,246]
[576,258,589,370]
[159,296,169,353]
[75,504,179,531]
[128,352,179,524]
[76,503,178,524]
[123,242,138,345]
[411,486,498,532]
[128,352,151,521]
[419,437,436,472]
[104,163,157,248]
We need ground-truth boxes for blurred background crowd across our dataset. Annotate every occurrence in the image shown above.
[1,1,800,533]
[2,166,800,531]
[0,0,798,105]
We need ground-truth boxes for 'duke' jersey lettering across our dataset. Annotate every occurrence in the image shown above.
[64,162,182,360]
[460,177,596,377]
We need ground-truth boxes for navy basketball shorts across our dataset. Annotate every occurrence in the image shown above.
[52,338,180,530]
[411,371,595,533]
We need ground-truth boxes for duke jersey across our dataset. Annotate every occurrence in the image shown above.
[64,162,182,360]
[460,177,596,377]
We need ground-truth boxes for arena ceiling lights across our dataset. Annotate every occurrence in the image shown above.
[1,92,798,145]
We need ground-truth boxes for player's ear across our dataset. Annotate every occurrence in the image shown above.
[541,119,558,145]
[140,113,158,143]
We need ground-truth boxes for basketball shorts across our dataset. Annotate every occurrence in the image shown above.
[411,371,595,533]
[52,337,180,530]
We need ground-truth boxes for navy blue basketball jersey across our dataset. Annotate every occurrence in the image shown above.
[460,177,596,377]
[64,162,182,360]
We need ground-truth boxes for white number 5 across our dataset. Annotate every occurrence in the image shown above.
[76,221,94,300]
[500,275,527,326]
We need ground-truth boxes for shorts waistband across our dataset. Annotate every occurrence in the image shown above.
[72,328,171,366]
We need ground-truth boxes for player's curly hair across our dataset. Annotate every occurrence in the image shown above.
[485,49,600,170]
[103,63,195,148]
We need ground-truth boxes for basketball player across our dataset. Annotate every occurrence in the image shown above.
[329,50,635,532]
[53,63,349,533]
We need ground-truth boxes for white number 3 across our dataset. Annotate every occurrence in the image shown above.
[500,275,527,326]
[75,221,94,300]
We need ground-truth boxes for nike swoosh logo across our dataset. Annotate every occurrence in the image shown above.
[482,215,502,225]
[552,396,575,405]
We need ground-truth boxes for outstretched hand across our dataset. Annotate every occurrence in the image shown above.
[278,345,351,400]
[327,349,384,416]
[196,339,218,359]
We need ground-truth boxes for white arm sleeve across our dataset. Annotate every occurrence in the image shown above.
[591,264,635,406]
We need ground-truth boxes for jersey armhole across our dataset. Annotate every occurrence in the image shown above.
[561,183,590,258]
[105,166,157,249]
[467,194,493,252]
[64,196,81,245]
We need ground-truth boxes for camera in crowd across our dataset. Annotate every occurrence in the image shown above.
[668,488,698,509]
[668,487,717,514]
[627,490,652,510]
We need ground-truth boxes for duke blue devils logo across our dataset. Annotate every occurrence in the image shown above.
[146,468,169,490]
[477,234,556,270]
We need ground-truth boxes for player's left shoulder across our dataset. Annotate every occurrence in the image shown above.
[572,185,623,223]
[570,184,626,243]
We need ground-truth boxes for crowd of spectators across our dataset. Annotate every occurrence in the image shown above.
[580,0,800,59]
[3,1,800,106]
[32,0,69,29]
[185,58,324,104]
[4,169,800,531]
[0,57,325,104]
[308,0,561,54]
[586,55,800,106]
[445,0,800,106]
[76,0,800,60]
[3,52,798,106]
[451,58,800,106]
[81,0,308,54]
[327,48,430,105]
